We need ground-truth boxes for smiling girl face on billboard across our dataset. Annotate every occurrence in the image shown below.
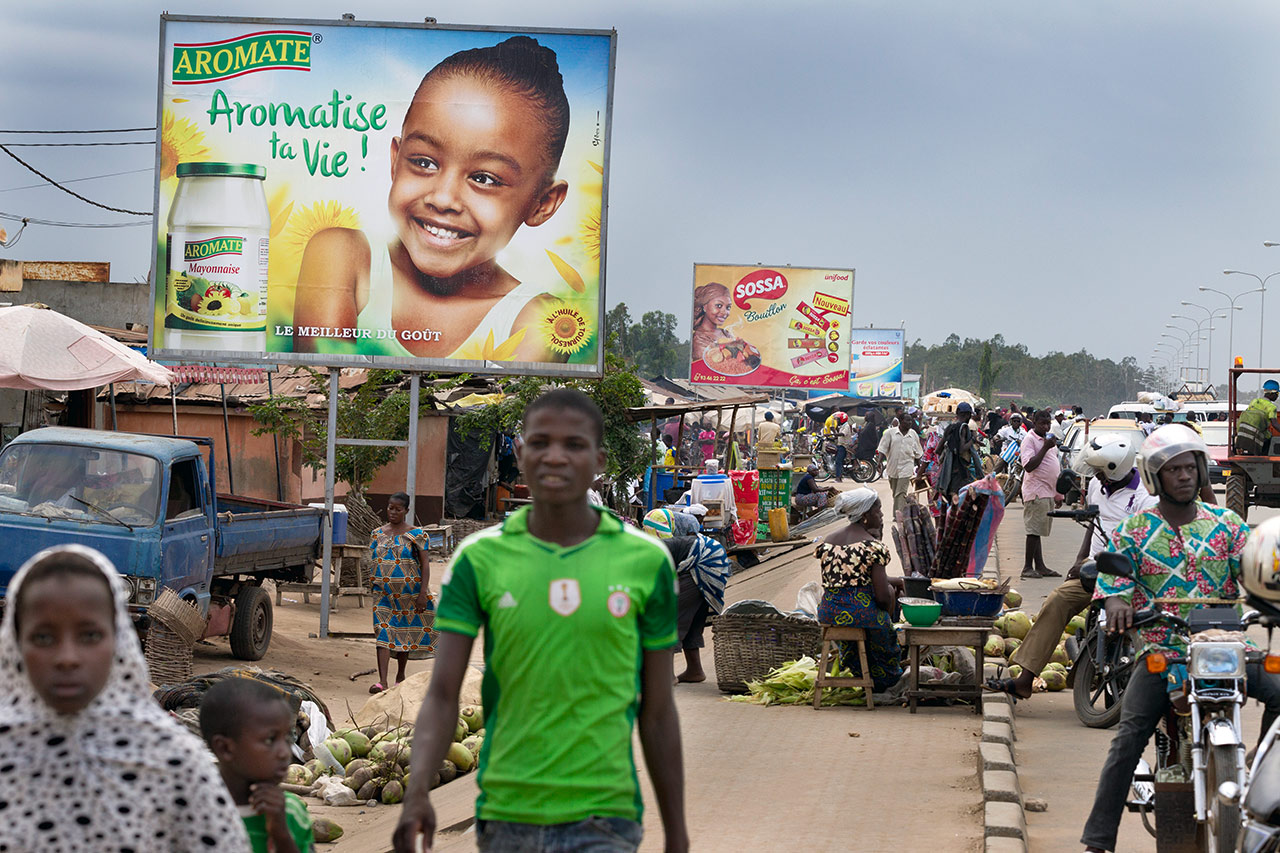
[151,17,613,377]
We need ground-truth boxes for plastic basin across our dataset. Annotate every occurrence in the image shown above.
[900,597,942,627]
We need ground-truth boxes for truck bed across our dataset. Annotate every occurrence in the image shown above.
[214,493,325,577]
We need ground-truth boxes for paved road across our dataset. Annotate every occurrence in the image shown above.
[997,485,1270,852]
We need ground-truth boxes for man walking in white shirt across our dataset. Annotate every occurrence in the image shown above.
[877,410,925,514]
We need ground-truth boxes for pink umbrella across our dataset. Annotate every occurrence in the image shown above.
[0,305,174,390]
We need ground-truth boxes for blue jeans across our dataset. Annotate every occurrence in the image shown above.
[833,444,847,480]
[476,817,642,853]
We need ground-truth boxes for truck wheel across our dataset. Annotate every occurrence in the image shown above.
[230,585,272,661]
[1226,474,1248,521]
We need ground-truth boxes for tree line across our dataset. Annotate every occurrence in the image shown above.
[909,334,1155,416]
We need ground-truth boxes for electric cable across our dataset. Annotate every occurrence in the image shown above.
[0,141,154,147]
[0,167,153,194]
[0,127,155,134]
[0,145,149,215]
[0,211,150,229]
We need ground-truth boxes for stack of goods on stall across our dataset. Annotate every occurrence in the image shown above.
[729,470,759,546]
[756,468,792,541]
[891,502,938,578]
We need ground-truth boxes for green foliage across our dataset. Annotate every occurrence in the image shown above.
[453,345,651,509]
[247,369,460,495]
[910,334,1149,414]
[604,301,689,378]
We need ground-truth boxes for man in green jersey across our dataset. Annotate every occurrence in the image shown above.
[394,389,688,853]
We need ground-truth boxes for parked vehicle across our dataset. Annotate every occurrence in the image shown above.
[1097,551,1265,852]
[0,428,325,659]
[1059,418,1147,476]
[1225,366,1280,521]
[1200,421,1230,484]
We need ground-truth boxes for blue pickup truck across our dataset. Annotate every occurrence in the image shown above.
[0,428,325,659]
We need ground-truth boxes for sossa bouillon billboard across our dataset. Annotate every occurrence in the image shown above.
[149,16,615,376]
[689,265,854,389]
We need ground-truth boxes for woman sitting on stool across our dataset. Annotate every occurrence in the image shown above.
[816,488,903,692]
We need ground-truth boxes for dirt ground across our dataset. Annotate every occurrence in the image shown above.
[192,479,985,852]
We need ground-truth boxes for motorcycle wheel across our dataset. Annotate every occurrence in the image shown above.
[851,459,878,483]
[1072,631,1130,729]
[1206,742,1242,853]
[816,458,834,482]
[1002,474,1022,505]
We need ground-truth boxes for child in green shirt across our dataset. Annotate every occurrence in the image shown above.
[201,678,314,853]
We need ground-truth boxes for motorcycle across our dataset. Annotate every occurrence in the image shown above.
[1221,595,1280,853]
[816,438,857,482]
[999,438,1024,504]
[1096,551,1271,852]
[1048,506,1136,729]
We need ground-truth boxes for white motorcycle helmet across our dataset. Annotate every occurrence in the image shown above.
[1071,432,1138,482]
[1135,424,1210,497]
[1240,515,1280,605]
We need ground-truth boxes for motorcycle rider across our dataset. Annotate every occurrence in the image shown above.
[1081,424,1280,853]
[823,411,853,482]
[985,432,1155,701]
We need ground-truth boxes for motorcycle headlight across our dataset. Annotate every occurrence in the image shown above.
[1189,642,1246,679]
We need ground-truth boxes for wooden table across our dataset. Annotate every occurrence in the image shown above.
[903,625,988,714]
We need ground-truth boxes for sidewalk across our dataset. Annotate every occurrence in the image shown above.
[416,479,985,853]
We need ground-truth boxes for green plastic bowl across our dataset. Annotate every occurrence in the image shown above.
[900,597,942,627]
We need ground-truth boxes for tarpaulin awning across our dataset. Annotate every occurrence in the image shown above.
[0,305,175,390]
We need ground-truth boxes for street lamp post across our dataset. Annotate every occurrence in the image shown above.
[1222,269,1280,387]
[1175,304,1229,390]
[1200,285,1261,383]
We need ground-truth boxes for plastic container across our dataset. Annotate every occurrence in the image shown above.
[309,502,348,545]
[164,162,270,353]
[900,597,942,627]
[932,588,1004,618]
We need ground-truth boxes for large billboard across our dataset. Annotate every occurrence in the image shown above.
[848,328,904,398]
[689,264,854,390]
[149,16,614,377]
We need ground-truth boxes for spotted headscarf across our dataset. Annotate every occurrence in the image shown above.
[0,545,249,852]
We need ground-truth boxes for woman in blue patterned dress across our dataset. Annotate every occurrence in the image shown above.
[816,488,903,692]
[368,492,434,693]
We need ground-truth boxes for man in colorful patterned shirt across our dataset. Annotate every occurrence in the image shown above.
[1081,425,1280,853]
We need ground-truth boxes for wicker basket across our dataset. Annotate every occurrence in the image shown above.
[711,611,822,693]
[149,589,205,646]
[145,623,193,686]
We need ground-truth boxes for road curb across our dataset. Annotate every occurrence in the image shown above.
[980,694,1027,845]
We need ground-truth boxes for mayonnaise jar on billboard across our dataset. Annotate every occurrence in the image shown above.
[689,265,854,390]
[150,16,615,378]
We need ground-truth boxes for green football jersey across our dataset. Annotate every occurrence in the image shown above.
[435,506,678,825]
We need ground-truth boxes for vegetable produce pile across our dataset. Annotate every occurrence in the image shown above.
[284,703,486,834]
[982,604,1089,692]
[727,656,867,707]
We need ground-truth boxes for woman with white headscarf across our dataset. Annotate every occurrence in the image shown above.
[815,488,903,691]
[0,545,249,852]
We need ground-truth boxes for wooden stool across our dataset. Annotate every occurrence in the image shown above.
[813,625,875,710]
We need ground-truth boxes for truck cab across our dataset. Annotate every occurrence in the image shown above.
[0,428,324,660]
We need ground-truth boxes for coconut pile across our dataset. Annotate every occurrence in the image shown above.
[284,705,485,817]
[981,594,1088,692]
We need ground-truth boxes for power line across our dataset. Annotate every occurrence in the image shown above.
[0,141,154,147]
[0,167,153,194]
[0,211,150,229]
[0,127,155,134]
[0,145,149,216]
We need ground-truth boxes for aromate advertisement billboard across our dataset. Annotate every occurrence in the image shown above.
[689,264,854,389]
[848,328,904,398]
[149,15,614,376]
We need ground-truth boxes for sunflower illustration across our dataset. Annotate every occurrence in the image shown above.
[159,109,210,182]
[453,327,527,362]
[540,302,591,355]
[578,199,602,262]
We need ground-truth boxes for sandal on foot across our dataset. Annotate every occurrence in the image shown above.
[984,677,1031,702]
[368,682,385,694]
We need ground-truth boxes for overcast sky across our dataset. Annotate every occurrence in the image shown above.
[4,1,1280,383]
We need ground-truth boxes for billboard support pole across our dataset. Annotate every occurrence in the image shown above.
[320,368,338,639]
[407,372,420,524]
